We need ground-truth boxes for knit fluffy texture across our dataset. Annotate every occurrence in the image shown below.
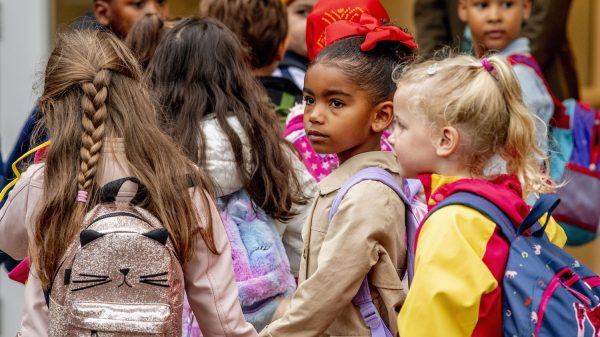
[182,190,296,334]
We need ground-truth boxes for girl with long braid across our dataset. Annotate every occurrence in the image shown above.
[0,30,257,336]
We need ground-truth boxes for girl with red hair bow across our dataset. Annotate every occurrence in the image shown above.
[260,12,417,337]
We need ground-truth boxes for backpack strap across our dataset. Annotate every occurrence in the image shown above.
[507,54,570,129]
[328,167,408,221]
[425,192,560,243]
[328,167,406,337]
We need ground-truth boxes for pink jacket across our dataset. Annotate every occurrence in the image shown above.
[0,138,258,337]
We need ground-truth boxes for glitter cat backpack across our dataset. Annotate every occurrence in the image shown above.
[46,177,185,336]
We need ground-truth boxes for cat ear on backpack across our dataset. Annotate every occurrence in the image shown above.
[80,230,106,247]
[143,228,169,246]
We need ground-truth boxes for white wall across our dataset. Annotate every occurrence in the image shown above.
[0,1,50,336]
[0,0,50,155]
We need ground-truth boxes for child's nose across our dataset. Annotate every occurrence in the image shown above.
[144,2,160,16]
[308,105,325,124]
[487,5,502,22]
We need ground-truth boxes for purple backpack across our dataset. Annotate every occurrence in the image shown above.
[328,167,424,337]
[429,192,600,336]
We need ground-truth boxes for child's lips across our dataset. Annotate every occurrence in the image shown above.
[485,30,505,39]
[307,129,328,143]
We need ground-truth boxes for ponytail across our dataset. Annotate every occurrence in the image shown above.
[395,54,554,196]
[485,56,554,195]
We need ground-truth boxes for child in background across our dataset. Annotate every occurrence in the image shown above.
[458,0,562,159]
[147,17,316,332]
[393,55,567,337]
[259,14,416,337]
[283,0,395,181]
[200,0,303,126]
[92,0,169,37]
[0,30,256,337]
[274,0,317,90]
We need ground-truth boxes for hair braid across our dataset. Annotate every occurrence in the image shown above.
[78,69,110,194]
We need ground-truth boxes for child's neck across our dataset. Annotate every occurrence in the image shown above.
[434,160,474,179]
[337,136,382,165]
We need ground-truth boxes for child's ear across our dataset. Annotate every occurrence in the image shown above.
[523,0,533,20]
[435,126,460,157]
[94,0,112,27]
[276,36,290,62]
[371,100,394,133]
[458,0,468,23]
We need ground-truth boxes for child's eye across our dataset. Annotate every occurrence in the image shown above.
[303,96,315,105]
[157,0,167,5]
[501,1,514,9]
[474,1,488,9]
[329,99,344,108]
[294,5,313,18]
[131,0,144,9]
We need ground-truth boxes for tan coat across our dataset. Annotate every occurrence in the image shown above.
[260,151,406,337]
[0,138,257,337]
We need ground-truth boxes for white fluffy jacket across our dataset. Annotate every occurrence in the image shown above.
[201,114,317,276]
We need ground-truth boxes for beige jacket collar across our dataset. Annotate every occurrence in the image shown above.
[318,151,400,196]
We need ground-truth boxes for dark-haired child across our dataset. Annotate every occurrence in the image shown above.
[259,14,417,337]
[274,0,316,90]
[283,0,395,181]
[200,0,303,125]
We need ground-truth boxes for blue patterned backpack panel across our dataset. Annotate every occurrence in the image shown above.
[433,192,600,337]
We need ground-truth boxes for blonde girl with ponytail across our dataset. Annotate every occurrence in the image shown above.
[389,55,567,337]
[0,30,257,337]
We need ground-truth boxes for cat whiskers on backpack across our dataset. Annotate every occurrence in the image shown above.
[71,273,112,292]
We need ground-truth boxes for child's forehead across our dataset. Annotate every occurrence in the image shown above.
[305,63,362,90]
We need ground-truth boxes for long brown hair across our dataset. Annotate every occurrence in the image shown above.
[33,30,216,288]
[147,17,305,221]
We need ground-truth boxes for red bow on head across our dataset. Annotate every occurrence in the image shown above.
[324,13,418,52]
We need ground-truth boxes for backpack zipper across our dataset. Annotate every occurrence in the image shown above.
[88,212,150,226]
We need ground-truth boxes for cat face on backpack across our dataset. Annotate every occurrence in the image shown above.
[65,228,179,303]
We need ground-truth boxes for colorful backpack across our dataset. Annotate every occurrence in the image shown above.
[284,110,393,182]
[549,99,600,245]
[46,177,185,336]
[509,54,600,245]
[429,192,600,336]
[182,189,296,335]
[328,167,425,337]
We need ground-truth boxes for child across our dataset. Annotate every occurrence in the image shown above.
[274,0,317,90]
[199,0,303,126]
[458,0,558,158]
[258,14,416,337]
[283,0,397,181]
[147,17,316,331]
[0,30,256,337]
[93,0,169,38]
[392,55,567,337]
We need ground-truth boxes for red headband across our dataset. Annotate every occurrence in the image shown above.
[324,12,417,52]
[306,0,390,60]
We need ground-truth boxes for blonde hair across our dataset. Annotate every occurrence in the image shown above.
[34,30,216,287]
[395,54,553,195]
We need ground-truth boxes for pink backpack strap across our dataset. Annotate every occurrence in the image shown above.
[507,54,570,129]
